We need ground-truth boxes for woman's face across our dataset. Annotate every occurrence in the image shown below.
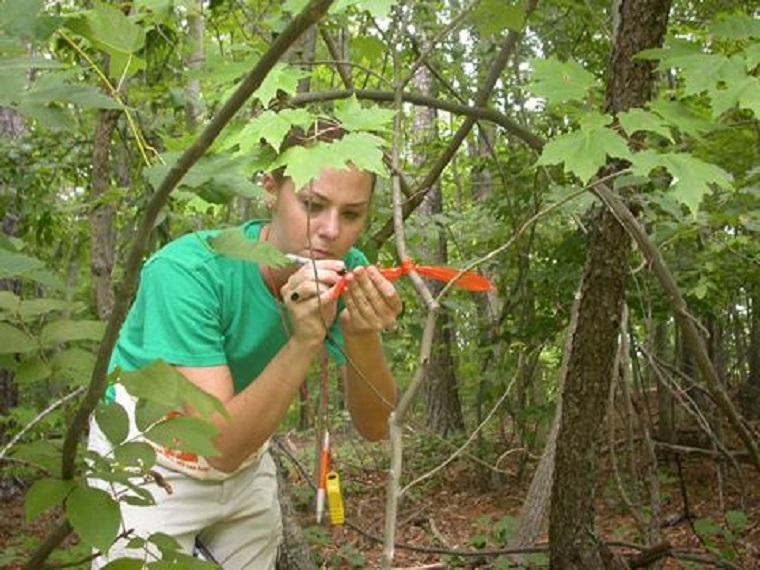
[265,166,373,260]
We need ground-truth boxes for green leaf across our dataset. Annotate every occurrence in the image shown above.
[271,141,350,190]
[536,114,633,183]
[357,0,395,19]
[618,108,674,142]
[208,228,291,267]
[11,440,62,476]
[0,0,59,41]
[16,357,51,384]
[334,96,395,131]
[19,298,75,320]
[331,132,388,177]
[65,2,145,78]
[25,478,75,522]
[236,108,313,152]
[0,57,64,71]
[66,485,120,552]
[351,36,385,66]
[50,347,96,382]
[709,14,760,40]
[145,151,266,204]
[25,82,123,110]
[40,320,105,347]
[113,442,156,470]
[0,322,36,353]
[649,98,713,138]
[630,150,733,216]
[145,416,220,457]
[120,360,228,421]
[528,57,596,104]
[0,290,20,313]
[711,76,760,118]
[694,516,723,538]
[253,63,309,106]
[471,0,525,38]
[102,559,145,570]
[282,0,309,13]
[726,510,748,533]
[743,43,760,70]
[95,403,130,447]
[0,249,44,279]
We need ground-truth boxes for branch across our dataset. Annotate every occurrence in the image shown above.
[594,184,760,474]
[372,0,540,248]
[0,387,84,462]
[288,89,544,152]
[26,1,336,567]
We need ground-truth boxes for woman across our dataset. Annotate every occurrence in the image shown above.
[89,125,401,568]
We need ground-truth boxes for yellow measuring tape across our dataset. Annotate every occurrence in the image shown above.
[326,470,345,525]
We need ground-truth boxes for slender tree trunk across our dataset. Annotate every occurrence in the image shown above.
[185,0,205,132]
[89,108,120,320]
[0,107,26,421]
[549,1,672,567]
[650,320,675,443]
[413,17,464,436]
[741,288,760,419]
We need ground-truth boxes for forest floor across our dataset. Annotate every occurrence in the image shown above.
[1,430,759,569]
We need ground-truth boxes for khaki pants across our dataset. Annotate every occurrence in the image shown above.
[88,418,282,569]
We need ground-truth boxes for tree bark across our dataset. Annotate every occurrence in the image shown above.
[412,16,464,437]
[549,1,672,567]
[0,106,26,421]
[741,288,760,419]
[89,107,120,320]
[184,0,205,132]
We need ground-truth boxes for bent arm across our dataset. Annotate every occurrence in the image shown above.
[344,331,396,440]
[177,337,321,473]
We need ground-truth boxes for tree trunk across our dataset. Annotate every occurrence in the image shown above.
[0,106,26,421]
[509,283,582,553]
[650,320,675,443]
[549,1,672,567]
[273,450,317,570]
[413,18,464,437]
[741,288,760,419]
[184,0,205,132]
[89,107,120,321]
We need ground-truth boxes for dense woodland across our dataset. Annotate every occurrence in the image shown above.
[1,0,759,568]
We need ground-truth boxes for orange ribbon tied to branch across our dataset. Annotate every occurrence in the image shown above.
[330,259,495,300]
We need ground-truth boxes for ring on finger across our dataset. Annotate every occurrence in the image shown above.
[290,290,300,302]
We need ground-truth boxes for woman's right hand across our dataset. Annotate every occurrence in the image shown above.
[280,260,345,348]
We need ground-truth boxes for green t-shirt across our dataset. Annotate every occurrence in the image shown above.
[110,220,368,394]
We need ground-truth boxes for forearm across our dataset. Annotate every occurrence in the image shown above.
[211,338,320,472]
[344,332,397,440]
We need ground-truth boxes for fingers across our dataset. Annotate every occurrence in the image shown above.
[281,261,346,303]
[344,266,401,330]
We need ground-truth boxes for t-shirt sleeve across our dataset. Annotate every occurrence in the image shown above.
[128,257,228,367]
[326,248,370,365]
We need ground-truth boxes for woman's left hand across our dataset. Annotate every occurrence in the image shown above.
[339,266,402,336]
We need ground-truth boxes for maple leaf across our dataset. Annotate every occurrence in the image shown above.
[528,57,596,105]
[234,109,313,152]
[334,96,395,131]
[630,150,733,217]
[253,64,310,105]
[536,113,632,183]
[208,228,290,267]
[711,76,760,118]
[270,142,349,190]
[649,98,712,138]
[331,132,388,177]
[618,108,674,143]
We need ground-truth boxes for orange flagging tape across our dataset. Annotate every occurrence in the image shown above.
[330,259,494,300]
